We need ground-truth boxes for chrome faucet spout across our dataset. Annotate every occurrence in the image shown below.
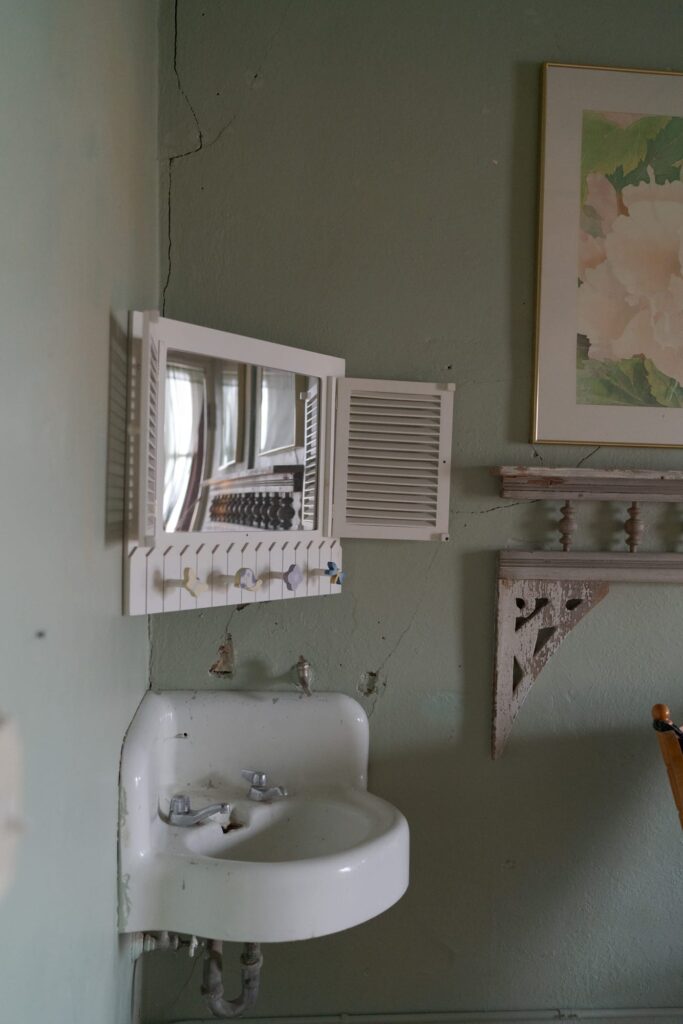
[167,794,230,827]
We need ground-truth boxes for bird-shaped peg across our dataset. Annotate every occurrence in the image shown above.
[324,561,346,585]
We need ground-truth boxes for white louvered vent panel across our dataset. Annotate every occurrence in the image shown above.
[145,336,159,538]
[332,378,454,541]
[301,381,319,529]
[126,342,139,531]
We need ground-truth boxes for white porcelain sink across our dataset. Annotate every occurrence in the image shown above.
[118,691,409,942]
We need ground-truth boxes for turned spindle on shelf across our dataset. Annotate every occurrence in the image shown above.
[558,501,576,551]
[624,501,644,552]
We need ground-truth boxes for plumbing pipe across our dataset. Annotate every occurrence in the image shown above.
[130,931,202,960]
[202,940,262,1019]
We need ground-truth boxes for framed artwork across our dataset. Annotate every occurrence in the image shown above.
[533,63,683,446]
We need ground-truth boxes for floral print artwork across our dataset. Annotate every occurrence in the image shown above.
[577,109,683,407]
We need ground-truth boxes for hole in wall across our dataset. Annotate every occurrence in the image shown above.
[358,670,380,697]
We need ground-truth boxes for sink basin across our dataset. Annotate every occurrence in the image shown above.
[181,790,395,861]
[118,690,409,942]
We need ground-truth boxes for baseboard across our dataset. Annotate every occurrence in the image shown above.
[172,1009,683,1024]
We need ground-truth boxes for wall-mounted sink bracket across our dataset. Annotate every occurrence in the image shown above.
[493,466,683,758]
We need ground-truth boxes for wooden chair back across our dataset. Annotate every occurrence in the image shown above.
[652,704,683,830]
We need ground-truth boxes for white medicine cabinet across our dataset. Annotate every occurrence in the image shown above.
[125,312,454,615]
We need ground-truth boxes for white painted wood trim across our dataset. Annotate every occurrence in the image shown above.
[148,312,346,380]
[124,537,342,615]
[497,465,683,502]
[500,549,683,583]
[153,527,325,545]
[321,374,339,539]
[127,311,149,544]
[153,339,168,545]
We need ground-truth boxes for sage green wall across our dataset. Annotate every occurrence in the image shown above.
[147,1,683,1019]
[0,3,157,1023]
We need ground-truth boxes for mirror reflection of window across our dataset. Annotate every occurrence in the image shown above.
[259,368,298,454]
[219,364,241,467]
[163,362,206,531]
[161,351,318,534]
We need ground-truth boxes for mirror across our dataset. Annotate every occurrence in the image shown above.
[162,350,319,533]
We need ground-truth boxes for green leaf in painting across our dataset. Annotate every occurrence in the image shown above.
[577,354,654,406]
[611,116,683,193]
[643,357,683,408]
[642,115,683,180]
[581,112,671,200]
[577,350,683,408]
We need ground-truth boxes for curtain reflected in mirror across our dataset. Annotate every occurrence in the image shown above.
[220,365,241,467]
[258,367,299,454]
[163,362,206,531]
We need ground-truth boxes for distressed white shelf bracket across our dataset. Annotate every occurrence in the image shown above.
[492,466,683,758]
[493,574,609,759]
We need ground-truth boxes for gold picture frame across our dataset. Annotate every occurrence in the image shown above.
[533,62,683,447]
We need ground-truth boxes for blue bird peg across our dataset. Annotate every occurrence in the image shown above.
[324,561,346,586]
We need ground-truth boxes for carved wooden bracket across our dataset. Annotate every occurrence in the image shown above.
[493,576,608,758]
[492,466,683,758]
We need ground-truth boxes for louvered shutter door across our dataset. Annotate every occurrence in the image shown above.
[130,312,161,544]
[331,378,454,541]
[144,335,160,540]
[300,380,319,529]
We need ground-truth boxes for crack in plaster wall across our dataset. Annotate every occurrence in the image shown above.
[576,446,601,468]
[162,0,294,314]
[356,547,441,716]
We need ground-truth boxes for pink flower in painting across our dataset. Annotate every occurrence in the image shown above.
[601,111,646,129]
[578,168,683,385]
[578,173,619,280]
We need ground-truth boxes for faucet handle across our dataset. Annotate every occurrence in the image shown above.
[169,794,191,815]
[241,769,267,788]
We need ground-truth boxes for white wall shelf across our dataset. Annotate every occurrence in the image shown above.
[492,466,683,758]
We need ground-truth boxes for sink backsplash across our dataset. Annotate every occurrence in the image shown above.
[124,691,369,819]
